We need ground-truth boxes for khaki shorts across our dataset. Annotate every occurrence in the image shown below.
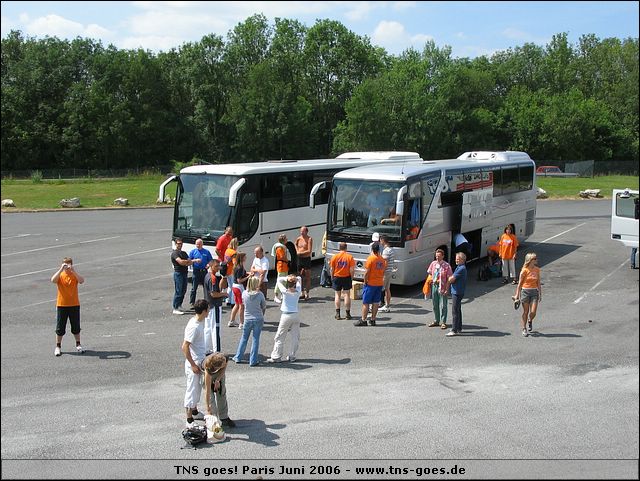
[383,272,393,290]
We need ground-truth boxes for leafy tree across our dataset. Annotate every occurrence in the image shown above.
[303,19,385,155]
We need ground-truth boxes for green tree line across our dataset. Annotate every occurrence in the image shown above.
[2,14,638,172]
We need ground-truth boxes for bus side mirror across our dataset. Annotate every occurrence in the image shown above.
[158,175,177,203]
[395,185,407,216]
[228,178,247,207]
[309,181,327,209]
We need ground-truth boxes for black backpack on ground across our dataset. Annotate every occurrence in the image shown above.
[181,425,208,449]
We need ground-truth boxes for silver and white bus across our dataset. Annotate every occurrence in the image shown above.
[158,152,422,266]
[313,151,537,285]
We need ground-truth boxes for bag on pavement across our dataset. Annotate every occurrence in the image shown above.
[181,425,208,449]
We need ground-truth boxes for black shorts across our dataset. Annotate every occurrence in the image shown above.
[332,276,353,292]
[298,256,311,270]
[56,306,81,336]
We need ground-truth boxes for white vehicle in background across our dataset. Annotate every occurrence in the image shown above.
[611,188,639,266]
[312,151,538,286]
[158,152,422,273]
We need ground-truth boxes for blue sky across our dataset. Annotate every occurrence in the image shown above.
[1,1,638,58]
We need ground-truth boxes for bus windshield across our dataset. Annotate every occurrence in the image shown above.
[329,179,403,241]
[175,173,239,240]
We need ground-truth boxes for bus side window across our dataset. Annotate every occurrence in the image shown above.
[261,175,280,211]
[282,177,306,208]
[617,194,639,218]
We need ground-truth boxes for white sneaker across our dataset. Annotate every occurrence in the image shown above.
[274,297,281,304]
[228,321,238,327]
[76,345,85,353]
[54,346,61,357]
[286,356,296,362]
[238,324,243,330]
[379,305,390,312]
[185,420,194,428]
[192,411,205,421]
[173,309,185,315]
[446,331,457,337]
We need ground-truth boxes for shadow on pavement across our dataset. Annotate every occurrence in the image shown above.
[72,349,131,360]
[228,420,286,447]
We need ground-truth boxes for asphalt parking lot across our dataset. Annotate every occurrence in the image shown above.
[1,200,638,479]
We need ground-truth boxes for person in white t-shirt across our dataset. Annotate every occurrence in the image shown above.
[182,299,208,427]
[267,275,302,363]
[250,246,270,300]
[379,234,396,312]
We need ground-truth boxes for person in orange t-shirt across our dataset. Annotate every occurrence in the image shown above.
[216,226,233,262]
[513,252,542,337]
[50,257,85,356]
[272,233,290,304]
[354,242,387,327]
[498,225,519,284]
[329,242,356,320]
[224,237,238,309]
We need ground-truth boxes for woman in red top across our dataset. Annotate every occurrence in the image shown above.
[498,225,519,284]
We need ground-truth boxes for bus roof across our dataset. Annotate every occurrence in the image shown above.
[333,151,534,182]
[457,151,533,162]
[336,151,422,160]
[179,152,422,176]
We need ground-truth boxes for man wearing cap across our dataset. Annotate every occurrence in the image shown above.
[370,232,380,250]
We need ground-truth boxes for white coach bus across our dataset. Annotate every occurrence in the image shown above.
[158,152,422,268]
[311,151,537,285]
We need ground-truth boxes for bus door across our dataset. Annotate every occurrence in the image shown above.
[611,189,639,249]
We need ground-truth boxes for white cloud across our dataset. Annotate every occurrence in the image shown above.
[343,1,378,21]
[20,13,113,41]
[411,33,433,45]
[126,10,228,37]
[85,23,112,39]
[371,20,432,54]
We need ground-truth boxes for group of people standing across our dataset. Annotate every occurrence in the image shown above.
[422,225,541,338]
[175,226,316,428]
[172,222,543,429]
